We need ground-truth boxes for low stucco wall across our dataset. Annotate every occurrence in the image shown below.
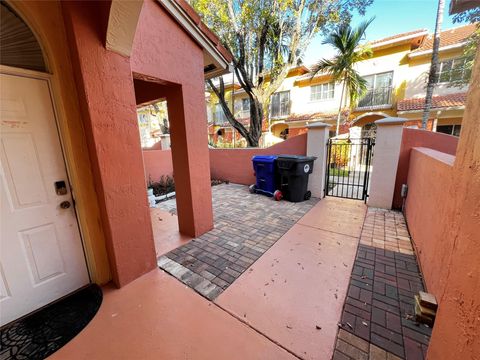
[404,146,480,359]
[142,134,307,186]
[209,133,307,185]
[404,148,455,295]
[143,149,173,183]
[392,128,458,209]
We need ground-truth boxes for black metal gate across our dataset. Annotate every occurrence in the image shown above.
[325,138,374,201]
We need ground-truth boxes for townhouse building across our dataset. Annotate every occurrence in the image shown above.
[206,23,476,145]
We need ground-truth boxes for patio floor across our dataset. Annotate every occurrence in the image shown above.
[156,183,318,299]
[49,186,431,360]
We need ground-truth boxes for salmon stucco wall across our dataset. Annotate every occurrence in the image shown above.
[210,133,307,185]
[142,134,307,186]
[404,49,480,360]
[130,0,213,237]
[392,128,458,209]
[62,1,156,287]
[405,148,455,296]
[143,150,173,183]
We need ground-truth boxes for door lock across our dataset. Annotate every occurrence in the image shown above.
[60,201,71,209]
[55,181,68,195]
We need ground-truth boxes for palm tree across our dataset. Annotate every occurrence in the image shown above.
[311,19,374,136]
[421,0,445,129]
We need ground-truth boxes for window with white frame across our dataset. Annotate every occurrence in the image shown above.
[437,57,471,83]
[436,124,461,137]
[310,82,335,101]
[270,91,290,118]
[358,71,393,107]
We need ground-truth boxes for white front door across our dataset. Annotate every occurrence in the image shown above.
[0,73,89,326]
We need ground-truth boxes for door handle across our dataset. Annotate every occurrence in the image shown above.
[60,201,71,209]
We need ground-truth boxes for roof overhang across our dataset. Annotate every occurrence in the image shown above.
[408,42,467,58]
[449,0,480,14]
[369,31,428,51]
[158,0,232,79]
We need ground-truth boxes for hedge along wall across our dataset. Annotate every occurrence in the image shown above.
[142,133,307,185]
[392,128,458,209]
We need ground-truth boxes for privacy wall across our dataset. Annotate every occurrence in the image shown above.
[404,49,480,360]
[143,133,307,185]
[392,128,458,209]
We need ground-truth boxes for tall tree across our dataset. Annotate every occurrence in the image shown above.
[448,7,480,88]
[192,0,373,146]
[310,19,373,136]
[421,0,445,129]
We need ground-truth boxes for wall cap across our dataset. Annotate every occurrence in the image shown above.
[306,121,331,129]
[375,117,407,126]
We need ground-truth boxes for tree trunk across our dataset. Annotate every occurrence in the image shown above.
[336,80,346,136]
[422,0,445,129]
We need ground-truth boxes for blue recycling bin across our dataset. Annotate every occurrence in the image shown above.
[250,155,282,200]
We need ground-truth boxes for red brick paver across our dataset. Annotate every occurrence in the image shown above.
[157,184,318,299]
[334,208,431,360]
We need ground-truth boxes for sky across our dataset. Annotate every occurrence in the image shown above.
[303,0,461,65]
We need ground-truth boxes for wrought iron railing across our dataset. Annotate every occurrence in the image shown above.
[357,87,393,108]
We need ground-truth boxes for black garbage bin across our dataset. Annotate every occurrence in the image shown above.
[276,155,317,202]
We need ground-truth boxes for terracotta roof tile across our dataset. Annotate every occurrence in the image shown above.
[413,24,477,52]
[174,0,233,62]
[370,29,428,45]
[397,92,467,111]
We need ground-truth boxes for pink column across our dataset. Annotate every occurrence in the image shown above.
[62,1,156,287]
[166,85,214,237]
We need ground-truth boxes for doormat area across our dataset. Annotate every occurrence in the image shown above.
[0,284,102,360]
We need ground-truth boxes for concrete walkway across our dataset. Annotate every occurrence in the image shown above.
[49,196,367,360]
[217,197,366,360]
[49,270,295,360]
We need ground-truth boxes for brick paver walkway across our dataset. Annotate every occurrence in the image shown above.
[333,208,431,360]
[157,183,318,300]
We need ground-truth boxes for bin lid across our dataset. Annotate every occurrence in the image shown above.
[252,155,278,163]
[276,155,317,162]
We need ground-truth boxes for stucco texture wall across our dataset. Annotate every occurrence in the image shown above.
[393,128,458,209]
[62,1,157,287]
[404,49,480,360]
[210,133,307,185]
[142,134,307,186]
[130,0,214,238]
[61,0,217,285]
[143,150,173,183]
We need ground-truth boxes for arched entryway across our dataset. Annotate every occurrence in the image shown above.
[270,122,289,139]
[0,2,92,326]
[351,112,389,138]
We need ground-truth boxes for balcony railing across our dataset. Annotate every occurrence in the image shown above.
[357,87,393,108]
